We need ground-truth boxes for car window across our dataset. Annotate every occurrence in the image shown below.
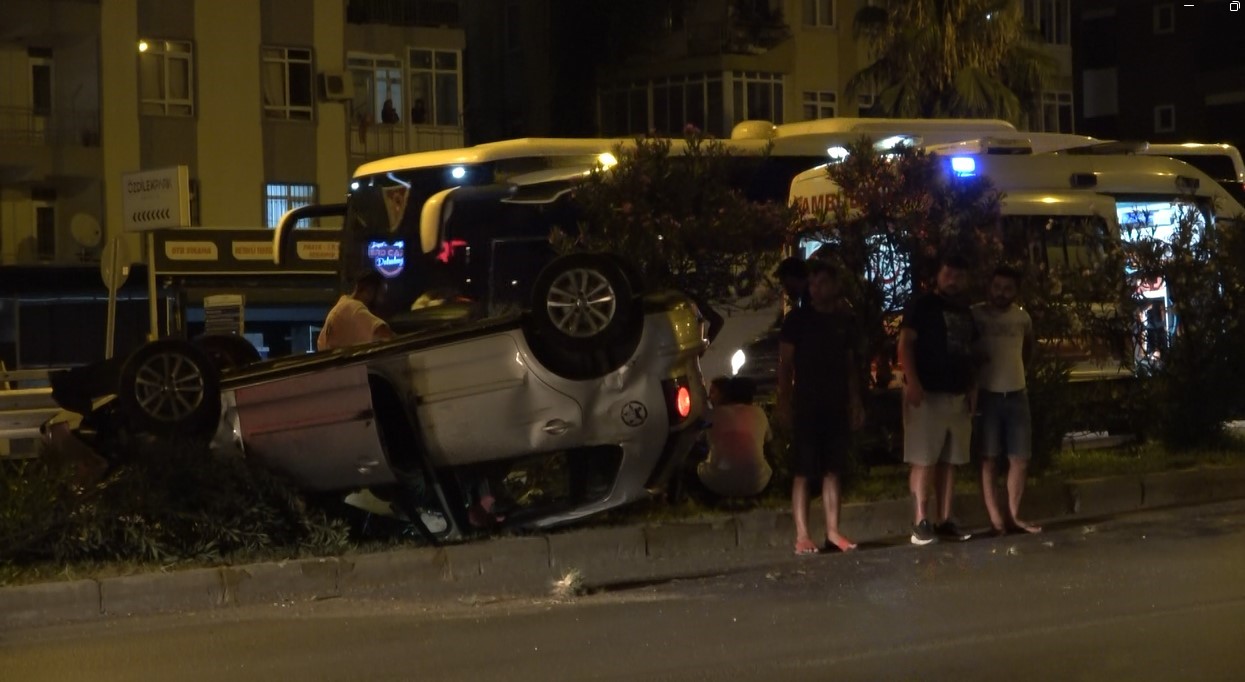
[1167,154,1238,182]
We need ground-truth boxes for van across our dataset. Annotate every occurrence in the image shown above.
[1133,142,1245,208]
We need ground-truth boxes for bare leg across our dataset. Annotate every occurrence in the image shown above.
[934,462,956,523]
[792,476,816,551]
[909,464,933,524]
[981,458,1007,531]
[1007,456,1041,532]
[822,473,855,550]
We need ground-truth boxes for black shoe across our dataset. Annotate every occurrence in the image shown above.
[910,519,937,546]
[935,519,972,542]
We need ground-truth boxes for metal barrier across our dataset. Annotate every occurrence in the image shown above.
[0,366,59,459]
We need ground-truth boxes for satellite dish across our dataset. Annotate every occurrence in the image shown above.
[70,213,102,248]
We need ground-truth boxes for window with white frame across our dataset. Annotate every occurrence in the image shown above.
[802,91,836,119]
[600,74,726,138]
[348,55,403,126]
[802,0,835,27]
[139,39,194,116]
[1023,0,1070,45]
[262,46,314,121]
[1155,104,1176,133]
[1033,91,1074,133]
[408,49,461,127]
[1154,4,1174,34]
[732,71,784,124]
[265,183,316,228]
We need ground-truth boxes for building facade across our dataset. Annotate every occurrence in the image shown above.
[589,0,1075,139]
[0,0,464,366]
[1074,0,1245,149]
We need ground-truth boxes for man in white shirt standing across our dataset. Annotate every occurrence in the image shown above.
[972,265,1040,535]
[317,271,395,351]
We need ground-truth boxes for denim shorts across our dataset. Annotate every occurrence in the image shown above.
[977,389,1032,459]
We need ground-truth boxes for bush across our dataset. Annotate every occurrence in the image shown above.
[558,129,795,303]
[0,438,350,573]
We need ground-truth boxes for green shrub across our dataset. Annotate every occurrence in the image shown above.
[0,438,349,572]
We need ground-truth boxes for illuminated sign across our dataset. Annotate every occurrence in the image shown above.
[367,240,406,278]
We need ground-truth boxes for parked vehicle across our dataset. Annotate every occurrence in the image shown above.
[732,137,1245,398]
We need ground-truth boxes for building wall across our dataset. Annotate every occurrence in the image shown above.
[1075,0,1243,147]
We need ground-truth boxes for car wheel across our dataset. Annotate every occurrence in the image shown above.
[529,253,636,349]
[118,340,221,437]
[525,254,644,380]
[193,334,262,371]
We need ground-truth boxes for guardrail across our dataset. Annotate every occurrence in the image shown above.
[0,367,59,459]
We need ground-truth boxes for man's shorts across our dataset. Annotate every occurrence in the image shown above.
[976,389,1032,460]
[792,415,851,479]
[903,392,972,466]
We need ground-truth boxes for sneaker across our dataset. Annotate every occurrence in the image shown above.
[910,519,937,546]
[935,519,972,542]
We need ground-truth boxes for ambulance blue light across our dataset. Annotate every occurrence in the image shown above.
[950,156,977,177]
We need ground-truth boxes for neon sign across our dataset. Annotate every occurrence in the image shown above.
[367,240,406,278]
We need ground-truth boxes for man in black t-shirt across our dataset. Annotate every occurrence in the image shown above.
[776,259,865,555]
[899,254,978,546]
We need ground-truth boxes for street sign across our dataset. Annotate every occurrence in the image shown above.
[151,228,340,275]
[203,294,245,336]
[100,237,131,293]
[122,166,191,232]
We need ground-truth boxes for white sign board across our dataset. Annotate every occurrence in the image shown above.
[122,165,191,232]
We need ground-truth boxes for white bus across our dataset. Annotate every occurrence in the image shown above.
[276,118,1041,375]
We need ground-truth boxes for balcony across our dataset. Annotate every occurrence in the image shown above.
[0,106,100,147]
[349,121,465,165]
[0,106,101,184]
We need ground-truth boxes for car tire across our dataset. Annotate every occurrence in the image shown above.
[529,253,636,348]
[118,339,221,437]
[525,253,643,380]
[193,334,262,371]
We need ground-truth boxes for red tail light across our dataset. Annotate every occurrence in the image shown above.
[676,386,692,419]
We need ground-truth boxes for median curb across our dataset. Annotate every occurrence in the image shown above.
[4,464,1244,630]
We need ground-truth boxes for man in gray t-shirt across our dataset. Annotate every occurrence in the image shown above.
[972,265,1040,535]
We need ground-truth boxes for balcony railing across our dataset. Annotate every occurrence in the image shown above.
[349,122,465,162]
[0,106,100,147]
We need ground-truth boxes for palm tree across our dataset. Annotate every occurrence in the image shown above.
[846,0,1055,124]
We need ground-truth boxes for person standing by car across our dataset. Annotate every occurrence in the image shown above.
[317,271,395,351]
[776,259,865,555]
[973,266,1041,535]
[900,254,977,545]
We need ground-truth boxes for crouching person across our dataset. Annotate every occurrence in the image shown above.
[697,376,773,500]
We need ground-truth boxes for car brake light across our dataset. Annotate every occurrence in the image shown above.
[676,386,692,419]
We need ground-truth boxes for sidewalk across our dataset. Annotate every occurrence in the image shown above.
[4,464,1245,630]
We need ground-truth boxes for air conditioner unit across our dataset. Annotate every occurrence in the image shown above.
[319,71,353,101]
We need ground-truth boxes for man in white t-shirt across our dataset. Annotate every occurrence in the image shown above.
[317,271,395,351]
[972,265,1040,535]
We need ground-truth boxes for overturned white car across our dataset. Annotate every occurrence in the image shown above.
[49,252,709,541]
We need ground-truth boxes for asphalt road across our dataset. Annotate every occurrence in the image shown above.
[4,500,1245,682]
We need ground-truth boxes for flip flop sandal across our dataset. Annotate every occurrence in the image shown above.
[794,539,820,555]
[824,537,858,553]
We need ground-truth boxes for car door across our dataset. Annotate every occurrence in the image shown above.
[230,362,396,491]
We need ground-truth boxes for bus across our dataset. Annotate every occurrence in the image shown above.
[274,117,1054,375]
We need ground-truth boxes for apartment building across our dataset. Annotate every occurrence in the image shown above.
[0,0,464,365]
[587,0,1076,138]
[1074,0,1245,149]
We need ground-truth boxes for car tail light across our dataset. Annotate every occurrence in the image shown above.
[662,377,694,424]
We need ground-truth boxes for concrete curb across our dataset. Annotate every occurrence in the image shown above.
[4,464,1245,630]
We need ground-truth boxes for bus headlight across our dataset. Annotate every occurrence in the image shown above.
[731,349,746,376]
